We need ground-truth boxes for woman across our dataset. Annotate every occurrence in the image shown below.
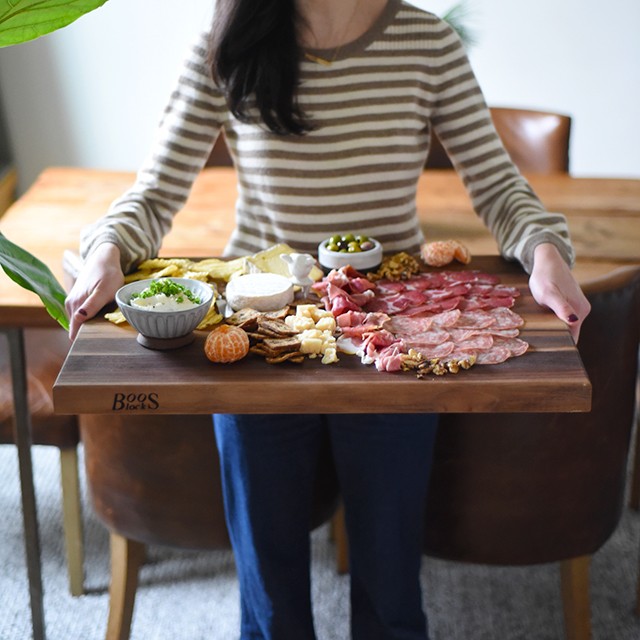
[66,1,590,638]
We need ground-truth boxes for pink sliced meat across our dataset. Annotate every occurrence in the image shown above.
[455,334,494,351]
[475,345,512,365]
[375,280,407,295]
[404,272,446,290]
[407,341,455,360]
[454,310,496,330]
[396,302,445,317]
[424,284,471,301]
[482,296,516,309]
[349,277,377,293]
[430,309,462,328]
[329,294,360,316]
[398,328,451,346]
[490,307,525,329]
[494,336,529,357]
[384,316,434,333]
[374,344,405,372]
[337,311,367,328]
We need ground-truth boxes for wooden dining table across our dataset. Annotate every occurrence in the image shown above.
[2,165,639,639]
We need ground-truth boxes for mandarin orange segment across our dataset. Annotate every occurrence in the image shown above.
[205,324,250,363]
[420,239,471,267]
[421,240,455,267]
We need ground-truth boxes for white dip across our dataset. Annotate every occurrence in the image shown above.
[131,293,199,312]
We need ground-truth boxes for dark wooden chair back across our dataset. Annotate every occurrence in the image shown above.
[426,106,572,174]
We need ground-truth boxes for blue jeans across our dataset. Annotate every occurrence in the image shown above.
[213,413,438,640]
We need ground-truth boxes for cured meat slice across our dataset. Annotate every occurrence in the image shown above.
[429,309,462,328]
[375,343,405,372]
[384,316,434,333]
[494,336,529,357]
[403,272,446,290]
[375,280,407,294]
[491,307,525,329]
[407,341,455,360]
[458,295,515,311]
[399,329,451,346]
[454,310,496,329]
[455,334,494,351]
[475,345,512,365]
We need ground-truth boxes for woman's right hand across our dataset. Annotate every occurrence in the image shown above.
[65,242,125,341]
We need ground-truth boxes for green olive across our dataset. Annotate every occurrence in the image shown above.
[342,233,356,243]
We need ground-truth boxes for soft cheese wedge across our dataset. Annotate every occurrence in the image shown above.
[225,273,295,312]
[246,243,323,281]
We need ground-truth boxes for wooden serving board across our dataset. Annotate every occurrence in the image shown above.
[53,257,591,416]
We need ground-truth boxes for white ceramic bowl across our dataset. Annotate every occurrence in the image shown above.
[317,236,383,272]
[115,277,214,340]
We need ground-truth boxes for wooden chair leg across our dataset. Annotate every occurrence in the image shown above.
[332,504,349,575]
[560,556,592,640]
[59,446,84,596]
[106,533,145,640]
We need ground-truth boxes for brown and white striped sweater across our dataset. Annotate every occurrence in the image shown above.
[80,0,574,274]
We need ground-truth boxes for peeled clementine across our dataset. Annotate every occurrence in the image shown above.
[204,324,250,363]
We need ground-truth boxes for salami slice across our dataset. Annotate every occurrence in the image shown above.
[475,345,511,365]
[408,341,455,360]
[490,307,525,329]
[400,328,451,346]
[455,334,494,351]
[384,316,434,333]
[454,310,496,329]
[494,336,529,357]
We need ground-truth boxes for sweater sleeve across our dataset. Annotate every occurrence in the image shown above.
[428,23,575,274]
[79,32,228,273]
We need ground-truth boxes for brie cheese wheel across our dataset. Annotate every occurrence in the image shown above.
[225,273,294,311]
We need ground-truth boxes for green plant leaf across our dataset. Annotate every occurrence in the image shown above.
[0,232,69,330]
[0,0,109,47]
[442,2,478,49]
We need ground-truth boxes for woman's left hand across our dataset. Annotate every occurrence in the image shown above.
[528,243,591,343]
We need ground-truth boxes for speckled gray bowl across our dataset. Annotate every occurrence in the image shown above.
[115,277,214,346]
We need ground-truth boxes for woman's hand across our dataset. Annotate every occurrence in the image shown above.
[528,243,590,343]
[65,242,124,341]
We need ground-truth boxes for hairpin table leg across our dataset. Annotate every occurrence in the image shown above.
[6,327,46,640]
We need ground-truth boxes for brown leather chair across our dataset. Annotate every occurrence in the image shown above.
[79,413,340,640]
[426,106,572,174]
[422,265,640,640]
[0,327,84,596]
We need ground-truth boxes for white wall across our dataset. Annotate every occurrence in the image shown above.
[0,0,638,195]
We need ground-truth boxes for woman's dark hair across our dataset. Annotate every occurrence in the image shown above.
[209,0,312,135]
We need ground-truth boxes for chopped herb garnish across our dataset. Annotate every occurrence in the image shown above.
[130,278,201,304]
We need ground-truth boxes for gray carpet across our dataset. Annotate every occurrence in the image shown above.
[1,445,639,640]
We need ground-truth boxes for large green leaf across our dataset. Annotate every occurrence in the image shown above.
[0,0,109,47]
[0,232,69,329]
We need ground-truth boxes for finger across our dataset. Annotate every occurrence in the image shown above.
[536,291,583,340]
[68,289,110,340]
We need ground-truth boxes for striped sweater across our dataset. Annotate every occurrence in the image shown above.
[80,0,574,274]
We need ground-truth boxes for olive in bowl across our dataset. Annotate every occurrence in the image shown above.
[115,277,214,349]
[317,234,383,272]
